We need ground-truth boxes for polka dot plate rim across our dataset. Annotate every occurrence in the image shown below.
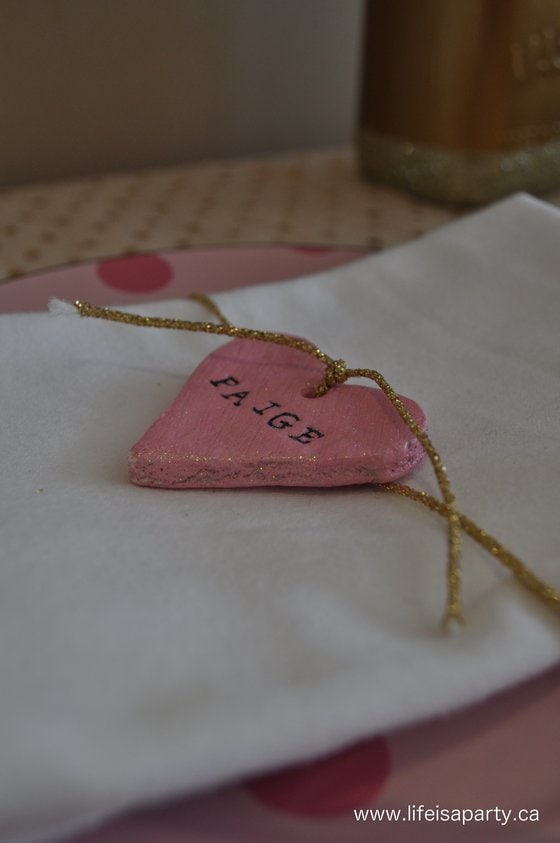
[0,243,368,314]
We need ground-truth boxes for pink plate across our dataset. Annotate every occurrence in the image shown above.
[0,245,366,313]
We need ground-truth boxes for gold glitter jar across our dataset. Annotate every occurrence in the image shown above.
[359,0,560,204]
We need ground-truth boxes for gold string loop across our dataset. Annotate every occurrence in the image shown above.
[69,295,559,627]
[315,358,349,396]
[188,293,231,327]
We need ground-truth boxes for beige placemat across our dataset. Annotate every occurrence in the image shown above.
[0,147,460,281]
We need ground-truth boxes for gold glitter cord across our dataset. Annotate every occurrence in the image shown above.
[345,367,463,626]
[74,300,333,366]
[72,296,559,625]
[188,293,231,327]
[385,483,560,613]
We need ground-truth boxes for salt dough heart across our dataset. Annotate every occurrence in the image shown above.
[129,338,427,488]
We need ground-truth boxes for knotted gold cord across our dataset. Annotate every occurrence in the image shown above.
[73,296,559,626]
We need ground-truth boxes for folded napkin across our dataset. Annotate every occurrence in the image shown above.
[1,195,559,843]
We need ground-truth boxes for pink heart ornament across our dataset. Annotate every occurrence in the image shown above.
[129,339,427,488]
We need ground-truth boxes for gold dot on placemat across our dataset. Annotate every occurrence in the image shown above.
[142,214,158,229]
[40,231,56,245]
[31,194,49,208]
[167,177,188,196]
[78,239,99,251]
[67,198,84,213]
[105,210,123,224]
[2,224,18,236]
[198,195,217,212]
[185,220,201,235]
[54,214,71,228]
[66,190,94,212]
[112,194,132,211]
[275,220,294,238]
[24,248,42,261]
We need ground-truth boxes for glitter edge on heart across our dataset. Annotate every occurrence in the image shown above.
[129,441,425,489]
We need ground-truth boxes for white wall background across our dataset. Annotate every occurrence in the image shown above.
[0,0,364,186]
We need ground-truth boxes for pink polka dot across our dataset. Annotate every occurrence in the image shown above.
[245,737,390,817]
[97,254,173,293]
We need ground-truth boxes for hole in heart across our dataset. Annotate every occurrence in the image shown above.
[300,385,322,398]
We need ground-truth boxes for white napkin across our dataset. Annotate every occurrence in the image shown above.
[1,195,559,843]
